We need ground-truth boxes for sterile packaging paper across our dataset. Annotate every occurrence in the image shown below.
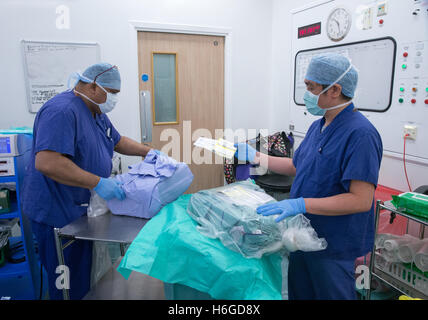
[194,137,237,159]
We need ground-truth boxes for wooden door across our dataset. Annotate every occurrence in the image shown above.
[138,31,225,193]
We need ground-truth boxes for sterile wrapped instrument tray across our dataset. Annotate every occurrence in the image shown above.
[187,179,327,258]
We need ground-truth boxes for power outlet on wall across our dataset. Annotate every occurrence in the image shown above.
[404,124,417,140]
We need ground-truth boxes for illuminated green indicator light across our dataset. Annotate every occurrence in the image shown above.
[402,64,407,69]
[400,87,405,92]
[399,98,404,103]
[426,87,428,92]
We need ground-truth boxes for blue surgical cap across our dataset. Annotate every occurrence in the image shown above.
[305,53,358,98]
[80,62,121,90]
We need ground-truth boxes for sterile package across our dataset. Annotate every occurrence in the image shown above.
[187,179,327,258]
[391,192,428,219]
[194,137,237,159]
[90,242,112,288]
[107,150,194,219]
[87,190,109,218]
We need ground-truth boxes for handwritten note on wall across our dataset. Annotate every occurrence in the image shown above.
[22,41,100,113]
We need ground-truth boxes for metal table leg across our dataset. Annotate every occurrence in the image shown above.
[54,228,70,300]
[366,200,382,300]
[120,243,125,256]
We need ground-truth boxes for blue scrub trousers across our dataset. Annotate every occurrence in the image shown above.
[288,251,357,300]
[31,220,92,300]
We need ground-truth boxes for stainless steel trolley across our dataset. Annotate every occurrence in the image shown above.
[53,212,149,300]
[366,200,428,300]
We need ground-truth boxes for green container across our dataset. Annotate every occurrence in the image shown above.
[391,192,428,219]
[403,263,428,278]
[0,189,11,214]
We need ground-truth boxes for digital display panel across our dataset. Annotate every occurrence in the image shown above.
[298,22,321,39]
[0,137,11,154]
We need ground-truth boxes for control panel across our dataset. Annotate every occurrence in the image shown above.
[0,135,20,157]
[397,40,428,107]
[0,158,15,177]
[290,0,428,161]
[0,134,32,177]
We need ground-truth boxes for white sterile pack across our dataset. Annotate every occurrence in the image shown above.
[220,185,274,208]
[194,137,237,159]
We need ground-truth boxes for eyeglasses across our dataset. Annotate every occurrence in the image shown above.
[93,65,118,83]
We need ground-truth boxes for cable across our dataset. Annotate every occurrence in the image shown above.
[403,133,412,192]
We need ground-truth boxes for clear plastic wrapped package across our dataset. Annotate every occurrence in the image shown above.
[187,179,327,258]
[87,190,109,218]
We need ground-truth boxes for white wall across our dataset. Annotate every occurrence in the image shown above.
[270,0,315,134]
[0,0,274,168]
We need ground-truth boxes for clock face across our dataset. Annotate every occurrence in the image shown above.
[327,7,352,41]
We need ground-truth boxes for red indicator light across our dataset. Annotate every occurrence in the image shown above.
[411,99,417,104]
[379,19,384,24]
[403,52,408,57]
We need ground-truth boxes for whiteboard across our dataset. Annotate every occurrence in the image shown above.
[294,37,396,112]
[21,40,100,113]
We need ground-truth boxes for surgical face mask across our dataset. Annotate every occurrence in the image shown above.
[96,84,119,113]
[74,82,119,114]
[304,62,354,116]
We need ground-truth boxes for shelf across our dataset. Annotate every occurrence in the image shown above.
[367,200,428,300]
[0,176,17,183]
[381,200,428,226]
[0,236,30,279]
[372,267,428,300]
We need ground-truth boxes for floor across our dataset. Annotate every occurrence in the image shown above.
[83,257,165,300]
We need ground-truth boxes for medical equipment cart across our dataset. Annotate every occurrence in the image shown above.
[366,200,428,300]
[0,134,43,299]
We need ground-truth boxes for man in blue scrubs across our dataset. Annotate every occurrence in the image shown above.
[235,53,383,299]
[22,63,157,299]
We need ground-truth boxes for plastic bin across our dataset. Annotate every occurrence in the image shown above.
[375,253,428,296]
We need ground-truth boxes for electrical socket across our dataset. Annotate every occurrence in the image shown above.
[404,125,417,140]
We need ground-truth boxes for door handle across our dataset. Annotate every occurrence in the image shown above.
[140,90,152,143]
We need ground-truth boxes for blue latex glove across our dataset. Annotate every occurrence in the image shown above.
[94,177,126,201]
[234,143,257,162]
[256,197,306,223]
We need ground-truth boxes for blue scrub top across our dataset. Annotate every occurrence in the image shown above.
[290,103,383,260]
[22,90,121,227]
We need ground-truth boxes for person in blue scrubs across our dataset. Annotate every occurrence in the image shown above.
[235,53,383,299]
[22,63,159,300]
